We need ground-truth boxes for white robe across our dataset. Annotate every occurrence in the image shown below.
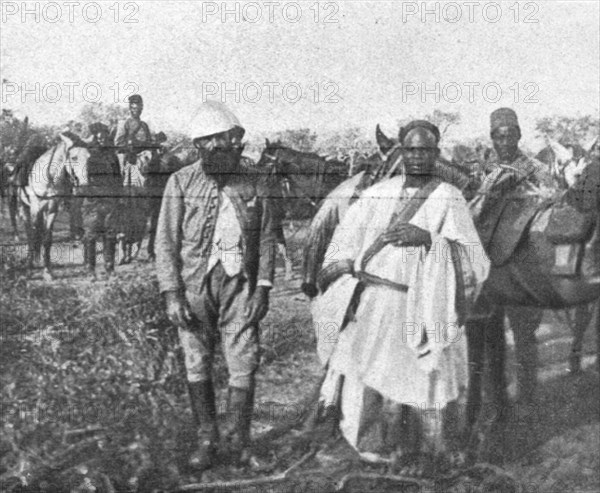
[311,175,490,451]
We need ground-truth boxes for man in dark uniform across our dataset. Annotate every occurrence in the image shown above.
[82,123,122,276]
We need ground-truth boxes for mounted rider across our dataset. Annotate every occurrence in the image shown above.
[114,94,154,178]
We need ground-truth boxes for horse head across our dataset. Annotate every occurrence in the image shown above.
[538,138,588,189]
[58,132,92,189]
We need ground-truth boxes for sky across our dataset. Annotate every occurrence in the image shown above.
[1,0,599,149]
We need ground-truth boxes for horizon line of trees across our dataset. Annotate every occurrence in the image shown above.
[2,103,598,163]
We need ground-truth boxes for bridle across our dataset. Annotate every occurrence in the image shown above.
[259,146,321,208]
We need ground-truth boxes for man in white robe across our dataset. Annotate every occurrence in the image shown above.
[311,122,490,469]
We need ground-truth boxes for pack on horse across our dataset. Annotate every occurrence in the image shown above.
[535,137,600,373]
[302,123,599,465]
[18,133,93,281]
[255,140,350,278]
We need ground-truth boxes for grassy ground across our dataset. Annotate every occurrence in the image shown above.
[0,210,598,492]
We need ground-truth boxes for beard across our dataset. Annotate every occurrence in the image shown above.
[200,146,244,181]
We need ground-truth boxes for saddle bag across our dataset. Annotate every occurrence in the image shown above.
[546,202,596,276]
[545,203,595,244]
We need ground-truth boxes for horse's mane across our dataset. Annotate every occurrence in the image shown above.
[60,131,88,148]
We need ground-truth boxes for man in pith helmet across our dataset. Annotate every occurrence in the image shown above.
[156,101,278,469]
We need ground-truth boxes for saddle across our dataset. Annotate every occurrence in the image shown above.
[475,189,541,267]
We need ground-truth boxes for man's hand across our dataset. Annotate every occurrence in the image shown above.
[381,224,432,249]
[165,291,193,328]
[244,286,270,328]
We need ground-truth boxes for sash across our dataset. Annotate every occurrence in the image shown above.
[360,178,441,270]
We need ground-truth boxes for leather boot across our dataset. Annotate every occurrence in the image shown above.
[188,380,219,470]
[226,383,255,465]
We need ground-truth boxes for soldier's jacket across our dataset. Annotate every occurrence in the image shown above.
[156,158,278,296]
[114,117,152,164]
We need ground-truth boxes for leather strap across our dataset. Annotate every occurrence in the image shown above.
[360,178,441,271]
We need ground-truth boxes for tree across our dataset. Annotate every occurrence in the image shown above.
[535,115,599,146]
[78,102,129,135]
[397,110,461,137]
[271,128,318,153]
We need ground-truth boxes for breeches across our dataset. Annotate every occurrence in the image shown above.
[179,262,259,388]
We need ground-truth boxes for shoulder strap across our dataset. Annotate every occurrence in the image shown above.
[361,178,441,270]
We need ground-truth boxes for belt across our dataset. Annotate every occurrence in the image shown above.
[317,258,409,293]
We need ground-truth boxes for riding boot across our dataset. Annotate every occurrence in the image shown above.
[225,382,255,465]
[188,380,219,470]
[103,236,116,274]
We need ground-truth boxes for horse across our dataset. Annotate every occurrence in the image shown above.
[1,130,50,241]
[302,125,599,464]
[255,140,350,279]
[536,139,589,189]
[145,149,186,261]
[536,138,599,373]
[1,158,21,241]
[116,136,188,264]
[256,140,350,220]
[377,128,599,463]
[18,133,92,281]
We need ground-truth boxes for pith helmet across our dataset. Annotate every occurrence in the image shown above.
[189,101,244,141]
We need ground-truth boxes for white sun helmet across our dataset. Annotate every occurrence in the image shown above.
[189,101,244,141]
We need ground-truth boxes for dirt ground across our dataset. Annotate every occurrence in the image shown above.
[1,208,598,492]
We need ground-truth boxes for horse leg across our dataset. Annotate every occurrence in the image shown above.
[480,306,509,464]
[42,211,56,281]
[9,187,20,241]
[596,302,599,374]
[464,318,484,462]
[506,306,542,404]
[68,196,84,241]
[146,197,160,261]
[83,235,97,278]
[22,205,35,272]
[569,303,594,373]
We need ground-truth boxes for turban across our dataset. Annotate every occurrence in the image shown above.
[129,94,143,105]
[490,108,520,134]
[399,120,441,145]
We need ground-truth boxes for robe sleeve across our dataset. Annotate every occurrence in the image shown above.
[431,185,490,306]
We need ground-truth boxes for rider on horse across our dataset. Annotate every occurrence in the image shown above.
[114,94,153,176]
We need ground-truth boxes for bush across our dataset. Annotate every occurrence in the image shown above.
[0,266,189,491]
